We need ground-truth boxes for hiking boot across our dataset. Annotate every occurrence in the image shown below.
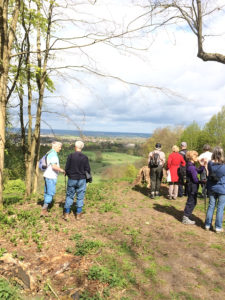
[76,212,83,220]
[182,216,195,225]
[63,213,69,221]
[150,192,155,199]
[41,208,48,217]
[215,228,224,233]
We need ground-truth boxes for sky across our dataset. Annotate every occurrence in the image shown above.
[40,0,225,134]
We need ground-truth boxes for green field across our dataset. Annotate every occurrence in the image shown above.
[57,151,143,186]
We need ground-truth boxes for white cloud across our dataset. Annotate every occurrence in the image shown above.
[39,0,225,134]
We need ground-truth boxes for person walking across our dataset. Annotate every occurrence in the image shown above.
[167,145,186,200]
[178,142,188,197]
[205,146,225,233]
[64,141,91,220]
[182,151,206,225]
[148,143,165,199]
[41,141,65,216]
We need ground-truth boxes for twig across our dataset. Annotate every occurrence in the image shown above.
[47,282,60,300]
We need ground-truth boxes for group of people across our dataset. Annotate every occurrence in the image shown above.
[40,139,225,233]
[148,142,225,232]
[41,140,91,221]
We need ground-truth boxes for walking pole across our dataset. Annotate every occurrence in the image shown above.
[203,183,207,217]
[64,174,67,196]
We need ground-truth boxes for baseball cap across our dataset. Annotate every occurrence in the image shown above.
[181,142,187,147]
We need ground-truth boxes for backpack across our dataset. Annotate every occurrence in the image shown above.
[179,150,187,162]
[178,165,187,183]
[200,168,207,182]
[39,153,48,171]
[149,152,160,168]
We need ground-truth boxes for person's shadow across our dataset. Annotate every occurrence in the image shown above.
[132,185,149,196]
[132,184,168,198]
[153,203,205,228]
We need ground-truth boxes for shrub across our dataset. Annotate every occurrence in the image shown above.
[4,179,25,194]
[0,279,22,300]
[124,164,138,179]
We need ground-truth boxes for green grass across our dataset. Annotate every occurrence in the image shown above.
[0,278,22,300]
[66,239,104,256]
[210,244,223,250]
[84,151,141,182]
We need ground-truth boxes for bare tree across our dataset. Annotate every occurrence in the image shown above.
[3,0,193,203]
[128,0,225,64]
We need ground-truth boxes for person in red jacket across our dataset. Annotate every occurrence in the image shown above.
[167,145,186,200]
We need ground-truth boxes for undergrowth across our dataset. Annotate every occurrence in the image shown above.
[0,278,22,300]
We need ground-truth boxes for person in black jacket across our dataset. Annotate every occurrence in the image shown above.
[64,141,91,220]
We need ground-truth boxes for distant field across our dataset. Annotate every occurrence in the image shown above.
[85,151,142,182]
[56,151,143,186]
[84,151,142,165]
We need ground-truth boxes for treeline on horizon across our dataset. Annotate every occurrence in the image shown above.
[143,106,225,158]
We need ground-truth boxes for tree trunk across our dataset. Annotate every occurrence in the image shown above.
[32,132,41,194]
[0,102,6,210]
[0,0,20,207]
[0,0,8,209]
[25,1,53,197]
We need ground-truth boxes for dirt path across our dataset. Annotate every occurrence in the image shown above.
[0,181,225,299]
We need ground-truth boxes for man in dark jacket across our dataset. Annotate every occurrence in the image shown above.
[148,142,165,199]
[64,141,91,220]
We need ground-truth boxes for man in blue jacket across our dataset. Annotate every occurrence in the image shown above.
[64,141,91,221]
[205,146,225,233]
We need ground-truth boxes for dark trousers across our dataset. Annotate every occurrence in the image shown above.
[150,165,163,193]
[184,182,198,217]
[178,182,187,197]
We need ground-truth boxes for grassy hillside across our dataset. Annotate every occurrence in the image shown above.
[1,179,225,300]
[1,150,225,300]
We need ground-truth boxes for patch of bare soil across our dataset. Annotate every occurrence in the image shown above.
[1,181,225,300]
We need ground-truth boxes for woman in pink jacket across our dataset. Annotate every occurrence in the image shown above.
[167,145,186,199]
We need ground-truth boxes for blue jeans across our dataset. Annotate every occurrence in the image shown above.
[64,179,86,213]
[44,178,57,204]
[205,193,225,230]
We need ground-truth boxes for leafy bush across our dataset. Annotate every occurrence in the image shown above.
[4,179,25,194]
[5,138,25,180]
[0,279,22,300]
[124,164,138,179]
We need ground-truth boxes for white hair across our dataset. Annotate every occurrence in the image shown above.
[52,141,62,148]
[75,140,84,150]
